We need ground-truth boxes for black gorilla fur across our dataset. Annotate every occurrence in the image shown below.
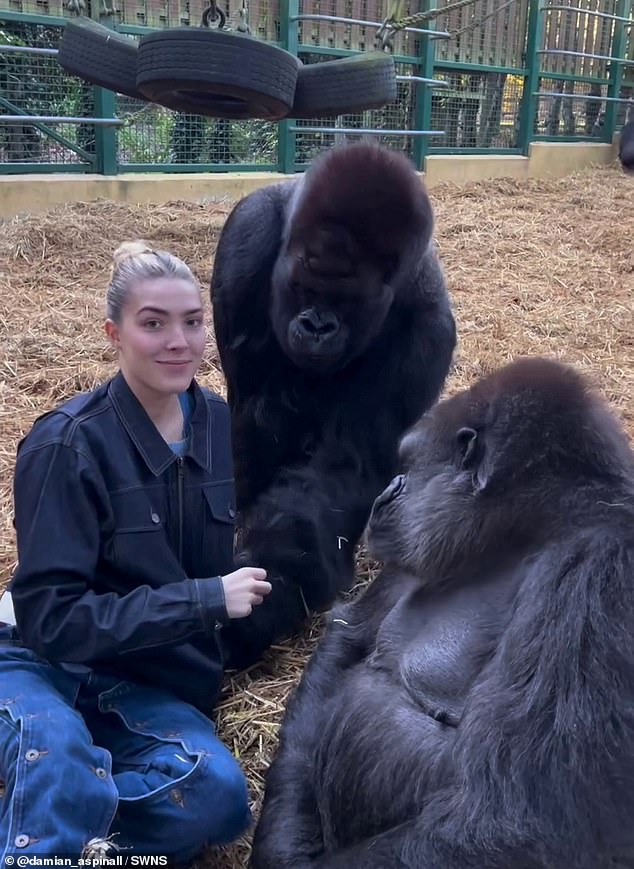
[619,119,634,174]
[251,357,634,869]
[211,143,456,668]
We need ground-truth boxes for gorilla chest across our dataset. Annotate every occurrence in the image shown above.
[369,580,511,725]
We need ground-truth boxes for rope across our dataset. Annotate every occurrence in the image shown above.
[385,0,481,31]
[379,0,518,46]
[452,0,518,37]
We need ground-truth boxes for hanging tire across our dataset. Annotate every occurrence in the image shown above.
[136,28,300,120]
[58,16,147,101]
[289,52,397,118]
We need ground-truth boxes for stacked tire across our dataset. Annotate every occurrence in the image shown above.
[57,17,397,120]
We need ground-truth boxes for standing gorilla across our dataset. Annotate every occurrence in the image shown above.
[211,144,456,667]
[251,357,634,869]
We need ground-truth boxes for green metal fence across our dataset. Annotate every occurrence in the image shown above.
[1,0,632,174]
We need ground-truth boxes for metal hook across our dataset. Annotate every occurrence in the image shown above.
[201,1,227,29]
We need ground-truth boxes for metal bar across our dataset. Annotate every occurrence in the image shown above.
[519,0,543,155]
[0,45,59,55]
[538,70,610,85]
[0,162,91,175]
[121,162,279,172]
[289,126,444,135]
[540,4,633,24]
[291,13,451,38]
[396,74,448,86]
[0,95,95,162]
[94,87,117,175]
[278,0,298,173]
[414,0,436,170]
[604,0,631,140]
[0,9,67,24]
[0,115,124,125]
[534,91,634,103]
[297,43,421,63]
[435,60,528,75]
[537,48,634,65]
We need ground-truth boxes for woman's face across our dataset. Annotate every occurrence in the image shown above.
[105,277,206,399]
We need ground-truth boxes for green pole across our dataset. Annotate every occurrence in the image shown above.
[414,0,435,171]
[93,86,118,176]
[278,0,298,174]
[518,0,543,156]
[604,0,631,143]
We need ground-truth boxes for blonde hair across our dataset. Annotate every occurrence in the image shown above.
[107,240,200,322]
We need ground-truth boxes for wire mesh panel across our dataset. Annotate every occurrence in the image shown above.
[429,68,524,148]
[0,21,96,165]
[115,94,278,165]
[292,54,418,164]
[534,78,610,135]
[534,0,632,139]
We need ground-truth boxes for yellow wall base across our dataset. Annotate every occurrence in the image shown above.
[0,141,619,220]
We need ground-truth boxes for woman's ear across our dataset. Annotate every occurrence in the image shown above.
[104,319,120,348]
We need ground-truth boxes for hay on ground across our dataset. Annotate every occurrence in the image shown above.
[0,164,632,868]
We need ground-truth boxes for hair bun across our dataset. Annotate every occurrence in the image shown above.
[112,240,154,272]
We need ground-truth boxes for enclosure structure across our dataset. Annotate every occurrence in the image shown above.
[0,0,632,173]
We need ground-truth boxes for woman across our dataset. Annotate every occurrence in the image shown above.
[0,241,271,861]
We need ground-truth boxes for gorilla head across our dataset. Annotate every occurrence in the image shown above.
[269,143,436,372]
[368,356,633,577]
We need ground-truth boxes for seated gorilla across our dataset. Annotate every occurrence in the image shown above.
[251,357,634,869]
[619,119,634,173]
[211,143,456,668]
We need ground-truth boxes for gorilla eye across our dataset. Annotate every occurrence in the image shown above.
[456,427,478,468]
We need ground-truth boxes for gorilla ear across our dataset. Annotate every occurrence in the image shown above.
[456,426,489,491]
[456,427,478,468]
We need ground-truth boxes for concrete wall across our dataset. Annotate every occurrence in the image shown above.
[0,141,618,220]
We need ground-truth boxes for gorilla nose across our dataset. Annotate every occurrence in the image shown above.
[374,474,406,509]
[297,308,340,340]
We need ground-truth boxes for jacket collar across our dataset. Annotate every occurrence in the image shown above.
[108,371,213,476]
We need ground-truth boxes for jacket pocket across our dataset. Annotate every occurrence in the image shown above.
[109,488,170,578]
[200,482,236,576]
[202,482,236,524]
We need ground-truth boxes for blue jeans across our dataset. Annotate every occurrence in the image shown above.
[0,629,252,861]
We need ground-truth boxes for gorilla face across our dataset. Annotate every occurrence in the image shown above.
[366,412,476,575]
[270,227,395,373]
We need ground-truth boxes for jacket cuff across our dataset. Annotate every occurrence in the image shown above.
[192,577,229,633]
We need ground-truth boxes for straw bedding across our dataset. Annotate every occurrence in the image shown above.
[0,163,632,868]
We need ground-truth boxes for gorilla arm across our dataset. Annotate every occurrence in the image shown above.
[218,283,455,669]
[308,533,634,869]
[250,568,421,869]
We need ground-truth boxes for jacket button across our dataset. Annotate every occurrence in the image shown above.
[214,620,223,631]
[151,512,160,524]
[228,507,236,519]
[25,749,41,761]
[15,834,30,848]
[95,767,108,779]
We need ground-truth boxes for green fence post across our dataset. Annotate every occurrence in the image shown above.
[518,0,543,156]
[93,86,118,175]
[413,0,436,172]
[278,0,298,174]
[604,0,631,143]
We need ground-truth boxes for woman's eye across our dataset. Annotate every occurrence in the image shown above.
[144,320,162,329]
[187,318,203,328]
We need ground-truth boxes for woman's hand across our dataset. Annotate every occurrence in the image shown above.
[221,567,272,618]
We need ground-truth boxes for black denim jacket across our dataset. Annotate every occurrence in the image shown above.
[10,372,236,712]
